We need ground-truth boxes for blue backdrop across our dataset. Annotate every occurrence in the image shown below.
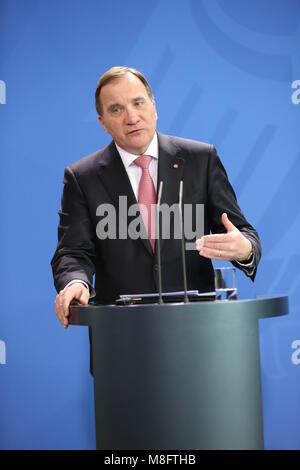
[1,0,300,449]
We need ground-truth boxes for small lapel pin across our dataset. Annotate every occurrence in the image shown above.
[173,163,179,169]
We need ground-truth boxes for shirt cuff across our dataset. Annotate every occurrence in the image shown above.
[234,257,255,277]
[64,279,89,290]
[235,258,254,268]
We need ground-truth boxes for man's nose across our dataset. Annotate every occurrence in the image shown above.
[125,107,139,125]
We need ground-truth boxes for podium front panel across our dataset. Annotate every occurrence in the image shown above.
[70,296,288,450]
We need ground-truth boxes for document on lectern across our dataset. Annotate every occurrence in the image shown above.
[116,290,216,305]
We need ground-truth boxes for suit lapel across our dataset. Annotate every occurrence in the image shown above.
[157,133,185,206]
[157,133,186,251]
[97,142,136,209]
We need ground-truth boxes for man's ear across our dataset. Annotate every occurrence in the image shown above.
[98,114,108,133]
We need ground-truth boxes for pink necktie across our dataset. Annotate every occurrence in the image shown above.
[134,155,156,252]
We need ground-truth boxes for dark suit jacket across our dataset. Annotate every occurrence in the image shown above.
[51,132,261,301]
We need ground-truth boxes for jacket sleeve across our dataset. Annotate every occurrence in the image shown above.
[207,145,262,281]
[51,166,96,294]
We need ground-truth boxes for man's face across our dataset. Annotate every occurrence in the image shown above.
[98,73,157,155]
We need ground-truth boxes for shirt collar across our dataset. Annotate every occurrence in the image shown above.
[115,132,158,169]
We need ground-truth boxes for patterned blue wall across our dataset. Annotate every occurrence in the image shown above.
[0,0,299,449]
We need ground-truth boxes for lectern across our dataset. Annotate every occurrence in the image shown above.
[69,296,288,450]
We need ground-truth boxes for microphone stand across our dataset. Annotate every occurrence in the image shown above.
[179,180,189,303]
[156,181,164,304]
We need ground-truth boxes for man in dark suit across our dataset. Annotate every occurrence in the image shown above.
[52,66,261,327]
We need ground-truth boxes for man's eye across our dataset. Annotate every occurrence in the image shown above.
[135,100,144,107]
[111,106,121,114]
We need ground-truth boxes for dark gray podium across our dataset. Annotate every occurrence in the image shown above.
[69,296,288,450]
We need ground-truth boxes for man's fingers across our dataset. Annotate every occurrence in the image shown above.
[78,289,90,304]
[196,234,226,245]
[198,246,231,261]
[195,214,237,251]
[221,212,236,232]
[54,284,90,328]
[196,234,230,251]
[195,214,246,260]
[60,288,76,317]
[54,292,69,327]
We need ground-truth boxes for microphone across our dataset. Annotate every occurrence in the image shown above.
[156,181,164,304]
[178,180,189,303]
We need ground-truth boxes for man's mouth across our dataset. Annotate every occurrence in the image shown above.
[127,129,143,135]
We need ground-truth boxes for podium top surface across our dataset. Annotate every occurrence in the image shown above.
[69,295,288,326]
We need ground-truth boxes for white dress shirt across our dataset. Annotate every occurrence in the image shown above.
[115,131,158,199]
